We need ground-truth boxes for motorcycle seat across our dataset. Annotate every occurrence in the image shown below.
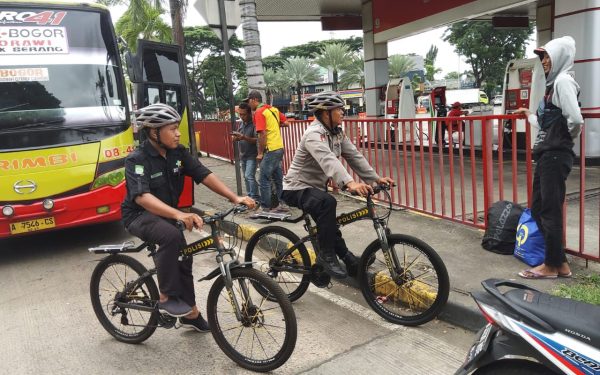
[505,289,600,348]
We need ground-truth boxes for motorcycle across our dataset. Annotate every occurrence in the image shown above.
[456,279,600,375]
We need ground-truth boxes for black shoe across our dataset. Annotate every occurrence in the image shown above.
[158,298,193,318]
[179,314,210,332]
[342,252,359,278]
[317,250,347,279]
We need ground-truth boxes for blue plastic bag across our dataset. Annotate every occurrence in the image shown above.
[514,208,546,266]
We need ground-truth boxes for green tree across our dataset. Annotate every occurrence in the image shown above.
[183,26,245,117]
[443,20,533,93]
[282,57,320,115]
[264,68,292,104]
[314,43,352,91]
[388,54,416,78]
[339,55,364,90]
[262,36,363,71]
[112,0,171,50]
[444,71,460,80]
[424,45,441,81]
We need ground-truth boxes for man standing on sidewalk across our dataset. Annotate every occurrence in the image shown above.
[231,102,260,202]
[244,90,288,212]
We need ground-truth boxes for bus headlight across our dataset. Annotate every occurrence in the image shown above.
[91,168,125,190]
[2,206,14,217]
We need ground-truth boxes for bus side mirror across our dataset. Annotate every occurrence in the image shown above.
[124,51,142,83]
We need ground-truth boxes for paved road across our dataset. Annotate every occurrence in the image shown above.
[0,221,473,374]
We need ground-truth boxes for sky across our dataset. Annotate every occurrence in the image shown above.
[106,2,535,80]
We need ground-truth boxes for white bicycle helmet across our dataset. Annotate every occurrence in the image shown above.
[306,91,345,113]
[134,103,181,128]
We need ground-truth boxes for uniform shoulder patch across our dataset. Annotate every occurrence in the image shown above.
[135,165,144,175]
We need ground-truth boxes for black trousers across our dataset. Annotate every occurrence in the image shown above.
[281,188,349,258]
[530,151,573,267]
[127,211,196,307]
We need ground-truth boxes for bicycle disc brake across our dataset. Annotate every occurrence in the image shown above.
[310,264,331,288]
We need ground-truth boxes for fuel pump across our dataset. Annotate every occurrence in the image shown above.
[500,58,545,149]
[383,77,414,143]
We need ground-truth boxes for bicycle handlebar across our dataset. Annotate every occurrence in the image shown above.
[347,183,391,197]
[175,205,248,230]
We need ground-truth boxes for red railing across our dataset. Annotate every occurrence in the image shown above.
[194,116,599,262]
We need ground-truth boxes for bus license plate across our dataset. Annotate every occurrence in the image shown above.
[10,217,56,235]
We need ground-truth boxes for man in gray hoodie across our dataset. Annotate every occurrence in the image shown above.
[281,91,394,278]
[516,36,583,279]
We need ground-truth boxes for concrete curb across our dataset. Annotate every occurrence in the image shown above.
[230,221,484,332]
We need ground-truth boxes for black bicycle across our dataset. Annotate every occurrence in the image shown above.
[245,184,450,326]
[89,206,297,372]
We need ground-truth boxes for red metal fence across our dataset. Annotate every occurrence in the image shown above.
[194,116,599,262]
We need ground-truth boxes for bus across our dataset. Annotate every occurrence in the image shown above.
[0,1,193,237]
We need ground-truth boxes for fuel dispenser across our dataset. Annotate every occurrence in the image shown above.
[500,58,545,149]
[383,77,414,143]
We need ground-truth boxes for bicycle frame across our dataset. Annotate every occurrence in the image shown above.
[91,206,254,322]
[271,186,404,280]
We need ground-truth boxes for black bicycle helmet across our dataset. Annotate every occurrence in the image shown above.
[134,103,181,128]
[306,91,345,113]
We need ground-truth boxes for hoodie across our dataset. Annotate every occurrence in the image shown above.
[528,36,583,146]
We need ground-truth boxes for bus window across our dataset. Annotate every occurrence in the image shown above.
[146,86,161,106]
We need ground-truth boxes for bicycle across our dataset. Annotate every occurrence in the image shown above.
[89,205,297,372]
[245,184,450,326]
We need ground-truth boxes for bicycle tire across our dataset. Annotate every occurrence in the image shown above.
[358,234,449,326]
[244,226,311,302]
[90,254,159,344]
[207,267,297,372]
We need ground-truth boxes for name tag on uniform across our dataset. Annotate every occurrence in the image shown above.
[151,172,163,179]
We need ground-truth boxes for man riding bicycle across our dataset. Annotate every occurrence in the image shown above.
[121,103,255,331]
[281,91,394,279]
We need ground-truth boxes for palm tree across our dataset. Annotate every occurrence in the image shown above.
[282,57,320,115]
[424,45,442,81]
[339,55,364,90]
[314,43,352,91]
[240,0,266,97]
[388,54,416,78]
[263,68,292,104]
[115,0,171,50]
[98,0,184,47]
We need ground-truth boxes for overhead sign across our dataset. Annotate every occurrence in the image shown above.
[193,0,241,41]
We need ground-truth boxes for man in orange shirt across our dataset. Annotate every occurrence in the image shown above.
[244,90,288,212]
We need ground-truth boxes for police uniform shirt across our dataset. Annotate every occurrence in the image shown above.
[121,140,211,226]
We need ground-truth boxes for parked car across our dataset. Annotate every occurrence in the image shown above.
[285,112,297,119]
[492,95,503,106]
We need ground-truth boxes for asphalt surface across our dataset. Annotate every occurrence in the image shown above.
[197,155,600,332]
[0,184,472,374]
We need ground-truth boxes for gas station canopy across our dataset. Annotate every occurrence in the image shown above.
[254,0,543,39]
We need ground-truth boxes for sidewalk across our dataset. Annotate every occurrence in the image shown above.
[192,155,599,331]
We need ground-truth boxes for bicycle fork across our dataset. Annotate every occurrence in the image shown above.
[374,224,403,280]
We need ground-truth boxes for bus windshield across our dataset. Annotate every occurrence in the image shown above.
[0,7,127,150]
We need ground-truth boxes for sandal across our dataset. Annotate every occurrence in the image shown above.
[518,269,558,279]
[558,271,572,278]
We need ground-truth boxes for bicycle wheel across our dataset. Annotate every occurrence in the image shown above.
[244,226,311,302]
[90,254,159,344]
[207,267,297,372]
[359,234,449,326]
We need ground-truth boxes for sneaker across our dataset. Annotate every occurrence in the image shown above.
[179,314,210,332]
[342,251,359,278]
[158,298,193,318]
[271,203,290,213]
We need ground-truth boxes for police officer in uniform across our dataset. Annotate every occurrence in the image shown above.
[122,103,255,331]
